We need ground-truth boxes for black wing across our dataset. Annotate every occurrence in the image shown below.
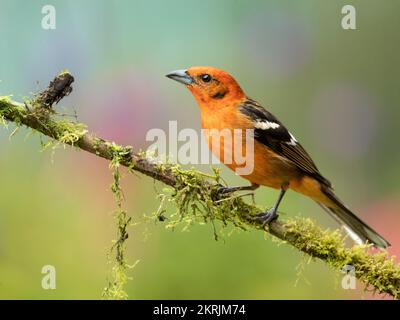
[240,98,331,187]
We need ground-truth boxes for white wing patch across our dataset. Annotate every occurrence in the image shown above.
[254,120,280,130]
[287,132,298,146]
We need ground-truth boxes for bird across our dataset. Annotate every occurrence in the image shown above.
[166,66,390,248]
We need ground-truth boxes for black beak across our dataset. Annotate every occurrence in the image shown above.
[166,69,194,85]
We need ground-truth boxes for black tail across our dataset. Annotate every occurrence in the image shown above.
[319,187,390,249]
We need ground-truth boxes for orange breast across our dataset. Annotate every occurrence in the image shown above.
[200,106,300,189]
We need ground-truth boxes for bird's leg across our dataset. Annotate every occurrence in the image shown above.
[256,187,287,227]
[217,183,259,195]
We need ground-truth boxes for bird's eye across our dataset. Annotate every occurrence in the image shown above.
[200,74,211,83]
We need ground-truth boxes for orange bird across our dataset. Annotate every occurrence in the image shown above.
[166,66,389,248]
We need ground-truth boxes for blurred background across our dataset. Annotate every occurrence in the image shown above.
[0,0,399,299]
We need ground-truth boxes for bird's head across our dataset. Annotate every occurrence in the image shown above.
[166,66,245,109]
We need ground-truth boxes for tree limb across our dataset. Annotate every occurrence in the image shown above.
[0,72,399,299]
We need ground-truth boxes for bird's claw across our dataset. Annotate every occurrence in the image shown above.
[216,186,235,194]
[211,186,235,201]
[255,210,279,228]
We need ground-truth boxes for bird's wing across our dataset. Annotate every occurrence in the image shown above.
[239,98,331,187]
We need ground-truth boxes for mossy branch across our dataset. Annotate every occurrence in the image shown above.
[1,72,399,299]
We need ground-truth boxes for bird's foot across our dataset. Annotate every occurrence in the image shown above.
[212,186,236,201]
[212,184,258,201]
[255,209,279,228]
[216,186,238,194]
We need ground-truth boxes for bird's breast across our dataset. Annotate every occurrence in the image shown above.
[200,107,299,189]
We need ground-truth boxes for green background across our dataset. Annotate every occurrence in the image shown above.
[0,0,399,299]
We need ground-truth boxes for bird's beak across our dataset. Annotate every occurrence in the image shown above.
[166,69,194,85]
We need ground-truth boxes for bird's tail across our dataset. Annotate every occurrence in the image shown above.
[318,186,390,249]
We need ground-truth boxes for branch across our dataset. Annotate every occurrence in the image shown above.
[1,72,399,299]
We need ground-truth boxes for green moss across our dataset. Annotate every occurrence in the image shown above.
[58,69,70,76]
[1,96,88,147]
[3,92,399,299]
[102,151,135,300]
[148,162,400,298]
[268,218,399,298]
[0,95,12,109]
[105,141,133,168]
[51,120,87,145]
[37,120,88,157]
[148,163,261,240]
[0,96,26,127]
[0,114,8,128]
